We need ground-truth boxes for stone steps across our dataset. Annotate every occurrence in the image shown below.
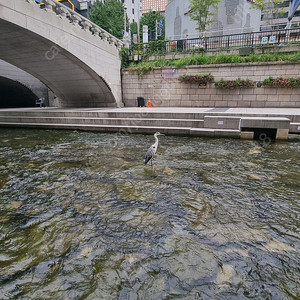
[0,108,298,139]
[0,122,243,136]
[290,123,300,133]
[0,110,206,120]
[0,109,298,122]
[0,116,204,128]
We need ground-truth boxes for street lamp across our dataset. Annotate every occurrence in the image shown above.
[123,4,127,45]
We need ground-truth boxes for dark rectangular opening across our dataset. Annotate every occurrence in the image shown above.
[242,128,277,140]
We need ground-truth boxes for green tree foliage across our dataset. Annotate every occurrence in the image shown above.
[130,21,138,42]
[251,0,286,25]
[89,0,128,40]
[188,0,221,35]
[139,11,165,41]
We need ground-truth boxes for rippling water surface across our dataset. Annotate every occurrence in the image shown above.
[0,128,299,299]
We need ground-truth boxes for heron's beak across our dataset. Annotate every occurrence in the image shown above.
[160,133,165,136]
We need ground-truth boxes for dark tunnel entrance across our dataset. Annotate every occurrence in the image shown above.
[0,76,38,108]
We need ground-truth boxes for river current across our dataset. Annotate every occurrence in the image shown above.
[0,128,299,299]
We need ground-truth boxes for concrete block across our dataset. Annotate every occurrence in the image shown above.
[204,116,241,129]
[193,101,204,107]
[276,129,289,139]
[251,102,265,108]
[277,89,294,95]
[215,101,227,107]
[289,123,300,132]
[267,94,279,101]
[180,101,192,107]
[256,95,267,101]
[264,88,278,95]
[228,101,238,107]
[240,131,254,139]
[243,95,257,101]
[240,117,290,129]
[240,89,254,95]
[211,95,223,101]
[188,89,196,95]
[198,95,211,101]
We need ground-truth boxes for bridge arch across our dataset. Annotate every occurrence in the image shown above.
[0,0,124,108]
[0,76,38,108]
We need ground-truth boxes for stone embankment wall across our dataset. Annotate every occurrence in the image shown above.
[122,62,300,108]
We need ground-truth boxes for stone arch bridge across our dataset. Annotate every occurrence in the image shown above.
[0,0,124,107]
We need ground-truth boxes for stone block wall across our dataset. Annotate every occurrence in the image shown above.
[121,62,300,108]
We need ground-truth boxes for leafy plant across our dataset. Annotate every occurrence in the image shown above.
[89,0,127,40]
[188,0,222,35]
[263,76,300,88]
[215,78,255,89]
[120,47,129,69]
[126,52,300,79]
[139,11,165,41]
[179,74,214,84]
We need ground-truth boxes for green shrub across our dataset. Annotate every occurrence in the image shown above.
[120,47,129,69]
[126,51,300,78]
[179,74,214,84]
[263,76,300,88]
[215,78,255,89]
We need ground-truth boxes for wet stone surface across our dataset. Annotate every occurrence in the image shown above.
[0,128,299,299]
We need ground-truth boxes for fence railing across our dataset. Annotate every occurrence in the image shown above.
[130,28,300,57]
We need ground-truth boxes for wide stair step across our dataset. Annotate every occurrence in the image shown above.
[0,116,204,128]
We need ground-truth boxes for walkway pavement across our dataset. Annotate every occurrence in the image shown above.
[1,107,300,116]
[0,107,299,139]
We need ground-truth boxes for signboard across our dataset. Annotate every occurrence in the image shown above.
[269,35,276,43]
[288,0,300,20]
[143,25,148,43]
[262,36,268,44]
[159,19,164,28]
[162,69,179,79]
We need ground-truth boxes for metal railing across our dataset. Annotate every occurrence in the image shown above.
[130,28,300,56]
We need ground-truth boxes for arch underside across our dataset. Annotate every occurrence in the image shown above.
[0,76,38,108]
[0,19,116,107]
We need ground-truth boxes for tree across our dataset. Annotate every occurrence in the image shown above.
[89,0,128,40]
[130,21,138,43]
[251,0,286,27]
[188,0,221,36]
[139,11,165,41]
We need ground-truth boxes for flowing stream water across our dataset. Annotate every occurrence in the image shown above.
[0,128,299,299]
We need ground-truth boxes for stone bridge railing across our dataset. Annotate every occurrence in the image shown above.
[25,0,124,50]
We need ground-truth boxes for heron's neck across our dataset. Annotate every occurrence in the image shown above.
[154,135,159,147]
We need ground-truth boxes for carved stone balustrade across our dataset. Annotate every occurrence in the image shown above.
[26,0,124,50]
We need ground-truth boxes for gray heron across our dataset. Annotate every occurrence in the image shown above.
[145,132,165,165]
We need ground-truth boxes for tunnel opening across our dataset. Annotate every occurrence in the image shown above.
[241,127,277,140]
[0,76,38,108]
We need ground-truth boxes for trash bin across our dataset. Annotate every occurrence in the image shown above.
[137,97,145,107]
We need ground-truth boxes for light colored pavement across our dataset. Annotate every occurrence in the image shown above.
[1,107,300,115]
[0,107,299,139]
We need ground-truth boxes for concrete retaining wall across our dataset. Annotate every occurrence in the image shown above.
[122,61,300,108]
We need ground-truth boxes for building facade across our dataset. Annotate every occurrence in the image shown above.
[141,0,168,13]
[165,0,261,40]
[260,0,300,30]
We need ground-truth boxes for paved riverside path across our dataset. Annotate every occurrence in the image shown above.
[0,107,299,138]
[0,107,299,117]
